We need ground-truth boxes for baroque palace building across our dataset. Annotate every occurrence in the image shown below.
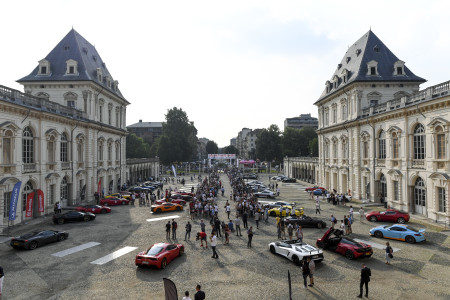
[313,30,449,223]
[0,29,129,226]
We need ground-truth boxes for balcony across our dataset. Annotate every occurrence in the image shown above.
[411,159,425,169]
[376,159,385,167]
[433,160,447,171]
[23,163,36,173]
[0,164,16,175]
[47,162,57,171]
[61,162,70,170]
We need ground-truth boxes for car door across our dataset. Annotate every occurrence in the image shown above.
[167,245,178,262]
[43,231,58,244]
[384,211,396,222]
[301,217,313,228]
[386,226,401,239]
[276,242,292,257]
[164,203,173,211]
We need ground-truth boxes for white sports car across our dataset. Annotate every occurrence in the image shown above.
[269,240,324,265]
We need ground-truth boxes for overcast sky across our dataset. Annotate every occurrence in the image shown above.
[2,1,450,147]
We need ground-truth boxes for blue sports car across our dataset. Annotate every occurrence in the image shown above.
[369,224,425,244]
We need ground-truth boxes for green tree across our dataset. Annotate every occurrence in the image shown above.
[281,127,303,157]
[205,140,219,154]
[223,145,238,154]
[126,133,151,158]
[157,107,198,165]
[256,124,282,162]
[309,137,318,156]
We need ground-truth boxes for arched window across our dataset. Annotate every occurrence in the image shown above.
[413,124,425,160]
[414,177,426,214]
[115,143,120,161]
[61,176,69,202]
[324,142,329,159]
[22,127,34,164]
[378,131,386,159]
[60,133,68,162]
[333,141,338,158]
[435,126,445,159]
[2,130,13,164]
[379,174,387,202]
[98,140,104,161]
[392,132,399,159]
[48,135,56,163]
[22,181,33,211]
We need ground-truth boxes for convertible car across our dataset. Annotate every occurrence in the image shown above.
[366,209,410,223]
[53,211,96,225]
[135,242,184,269]
[75,205,111,214]
[369,224,425,243]
[104,193,130,200]
[269,240,324,265]
[151,202,183,213]
[316,228,372,260]
[268,206,304,217]
[284,216,327,229]
[10,230,68,250]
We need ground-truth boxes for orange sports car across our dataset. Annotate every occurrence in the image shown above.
[104,193,131,200]
[151,202,183,213]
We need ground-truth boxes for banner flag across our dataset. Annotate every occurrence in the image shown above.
[163,278,178,300]
[25,191,35,218]
[288,270,292,300]
[9,181,22,221]
[37,189,45,212]
[97,179,102,195]
[171,165,177,178]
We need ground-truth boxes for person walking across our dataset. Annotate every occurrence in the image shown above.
[296,225,303,243]
[315,201,321,214]
[0,265,4,297]
[242,211,248,229]
[197,231,208,248]
[171,219,178,239]
[331,215,337,228]
[301,259,310,289]
[287,223,294,240]
[349,205,354,219]
[225,203,231,219]
[254,210,260,229]
[194,284,206,300]
[166,221,171,239]
[185,221,192,241]
[343,216,349,235]
[182,291,192,300]
[308,257,315,287]
[211,232,218,259]
[234,217,242,236]
[385,242,393,265]
[280,218,286,239]
[247,226,254,248]
[357,264,371,298]
[359,207,365,222]
[200,219,206,233]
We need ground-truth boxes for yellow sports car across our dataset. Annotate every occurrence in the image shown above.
[268,206,304,217]
[104,193,131,200]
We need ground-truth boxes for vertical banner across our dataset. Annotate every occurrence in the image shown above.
[37,189,45,212]
[171,165,177,178]
[97,179,102,195]
[163,278,178,300]
[288,270,292,300]
[25,191,35,218]
[9,181,22,221]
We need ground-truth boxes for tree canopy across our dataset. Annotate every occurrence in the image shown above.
[156,107,198,165]
[222,145,238,154]
[205,140,219,154]
[282,126,318,157]
[256,124,282,162]
[126,133,151,159]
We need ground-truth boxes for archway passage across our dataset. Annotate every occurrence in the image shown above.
[379,173,387,203]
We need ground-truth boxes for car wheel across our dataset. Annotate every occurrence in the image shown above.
[156,208,162,213]
[160,258,167,269]
[397,217,406,224]
[374,231,383,238]
[405,235,415,244]
[84,216,90,222]
[345,250,355,260]
[292,255,301,265]
[176,206,182,211]
[29,241,38,250]
[101,209,107,214]
[179,247,184,256]
[122,201,126,205]
[317,222,323,229]
[57,218,64,225]
[370,216,377,222]
[270,211,276,217]
[270,245,276,254]
[58,235,66,241]
[317,241,324,249]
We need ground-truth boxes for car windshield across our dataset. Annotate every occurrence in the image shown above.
[341,238,361,247]
[147,246,164,256]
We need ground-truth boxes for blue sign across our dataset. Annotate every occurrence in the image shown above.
[171,165,177,178]
[9,181,22,221]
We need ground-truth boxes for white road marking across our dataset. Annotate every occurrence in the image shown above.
[90,246,138,265]
[354,238,400,252]
[146,215,180,222]
[52,242,101,257]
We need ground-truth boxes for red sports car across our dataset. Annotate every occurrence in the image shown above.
[155,198,186,206]
[305,186,326,192]
[178,192,194,197]
[75,205,111,214]
[316,228,373,260]
[135,243,184,269]
[100,197,130,206]
[366,209,410,223]
[170,194,193,201]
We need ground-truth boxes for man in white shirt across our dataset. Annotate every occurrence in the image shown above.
[211,232,218,259]
[359,207,365,222]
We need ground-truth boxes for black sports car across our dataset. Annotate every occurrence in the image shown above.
[282,178,297,183]
[53,211,96,224]
[10,230,68,250]
[284,216,327,229]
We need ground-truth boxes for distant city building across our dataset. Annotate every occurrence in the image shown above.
[197,137,209,160]
[284,113,318,130]
[127,120,163,147]
[0,29,129,225]
[230,137,237,147]
[236,128,261,159]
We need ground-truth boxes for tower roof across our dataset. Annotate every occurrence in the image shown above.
[316,30,426,103]
[17,29,127,101]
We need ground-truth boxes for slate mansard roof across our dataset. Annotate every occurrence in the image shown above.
[316,30,426,103]
[18,29,128,102]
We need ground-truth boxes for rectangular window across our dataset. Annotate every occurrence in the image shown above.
[379,139,386,159]
[397,67,403,75]
[363,142,369,159]
[77,143,84,162]
[108,109,112,125]
[393,181,399,201]
[438,187,447,212]
[370,67,376,75]
[69,66,74,74]
[50,184,55,204]
[116,111,119,127]
[48,141,55,163]
[3,191,11,218]
[99,106,103,122]
[393,137,399,159]
[68,100,75,108]
[414,135,425,159]
[3,136,11,164]
[325,112,329,126]
[333,108,337,123]
[342,105,347,120]
[41,66,47,74]
[437,134,445,159]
